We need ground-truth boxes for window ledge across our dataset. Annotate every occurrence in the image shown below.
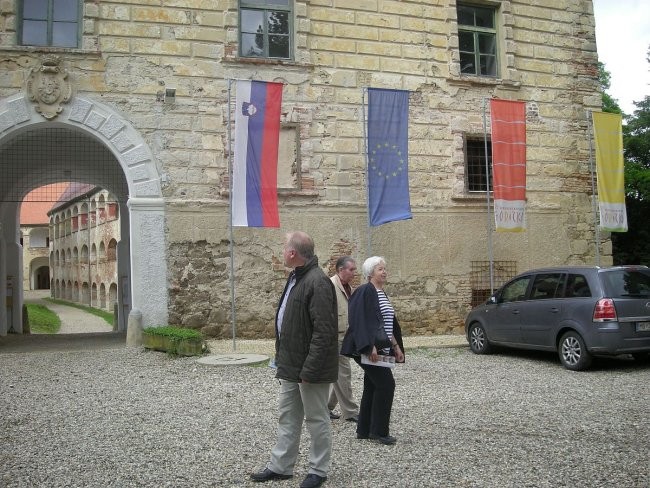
[0,46,101,57]
[452,193,493,204]
[279,189,319,198]
[447,75,521,90]
[221,56,313,69]
[219,189,319,198]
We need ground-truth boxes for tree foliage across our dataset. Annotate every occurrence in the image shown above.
[598,62,622,115]
[609,47,650,265]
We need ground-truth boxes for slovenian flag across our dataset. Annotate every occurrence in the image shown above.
[232,80,283,227]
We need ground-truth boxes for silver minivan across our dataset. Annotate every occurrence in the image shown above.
[465,266,650,370]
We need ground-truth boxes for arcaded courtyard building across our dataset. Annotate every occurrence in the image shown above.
[0,1,606,337]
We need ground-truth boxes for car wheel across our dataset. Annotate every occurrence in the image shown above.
[558,331,592,371]
[468,322,492,354]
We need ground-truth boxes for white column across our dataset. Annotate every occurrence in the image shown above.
[127,197,168,328]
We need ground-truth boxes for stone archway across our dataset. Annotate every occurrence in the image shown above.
[0,93,168,335]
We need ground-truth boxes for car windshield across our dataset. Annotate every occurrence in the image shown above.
[600,269,650,298]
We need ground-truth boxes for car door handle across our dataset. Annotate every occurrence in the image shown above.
[512,310,520,315]
[549,308,559,313]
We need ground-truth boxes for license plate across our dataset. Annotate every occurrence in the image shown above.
[636,322,650,332]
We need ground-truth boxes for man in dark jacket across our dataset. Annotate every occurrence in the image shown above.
[251,231,338,488]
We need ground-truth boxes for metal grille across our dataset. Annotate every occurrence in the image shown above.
[470,260,517,306]
[1,127,128,205]
[466,137,492,192]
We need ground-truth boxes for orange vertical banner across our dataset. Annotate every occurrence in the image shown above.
[490,99,527,231]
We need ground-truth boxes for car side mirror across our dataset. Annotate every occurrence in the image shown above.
[487,295,497,304]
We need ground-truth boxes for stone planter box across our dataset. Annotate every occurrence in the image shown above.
[142,327,204,356]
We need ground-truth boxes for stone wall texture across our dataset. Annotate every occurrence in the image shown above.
[0,1,608,337]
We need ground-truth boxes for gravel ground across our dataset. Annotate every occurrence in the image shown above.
[1,341,648,488]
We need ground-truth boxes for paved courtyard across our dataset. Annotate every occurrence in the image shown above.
[0,339,648,487]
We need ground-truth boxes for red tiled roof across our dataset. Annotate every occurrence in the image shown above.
[20,183,69,226]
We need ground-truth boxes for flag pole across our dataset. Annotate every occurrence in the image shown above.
[227,79,237,352]
[587,110,600,266]
[482,98,494,293]
[362,87,371,257]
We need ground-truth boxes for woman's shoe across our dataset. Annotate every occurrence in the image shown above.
[369,434,397,445]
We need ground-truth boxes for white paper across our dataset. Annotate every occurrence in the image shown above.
[360,353,395,369]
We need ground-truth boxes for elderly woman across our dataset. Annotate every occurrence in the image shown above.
[341,256,405,445]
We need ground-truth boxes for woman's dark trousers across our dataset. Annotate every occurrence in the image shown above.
[356,362,395,437]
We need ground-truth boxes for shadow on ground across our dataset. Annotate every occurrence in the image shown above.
[0,332,126,353]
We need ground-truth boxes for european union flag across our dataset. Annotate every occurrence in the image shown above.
[367,88,412,227]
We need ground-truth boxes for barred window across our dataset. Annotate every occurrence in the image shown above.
[466,137,492,193]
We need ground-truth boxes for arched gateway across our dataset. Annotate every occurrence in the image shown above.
[0,92,167,336]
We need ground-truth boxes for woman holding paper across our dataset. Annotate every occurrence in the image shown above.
[341,256,405,445]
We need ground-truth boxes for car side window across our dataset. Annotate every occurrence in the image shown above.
[500,276,531,303]
[530,273,564,300]
[564,274,591,298]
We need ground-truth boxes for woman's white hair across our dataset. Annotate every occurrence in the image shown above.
[362,256,386,281]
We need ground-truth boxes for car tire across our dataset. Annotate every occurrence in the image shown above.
[631,352,650,362]
[468,322,492,354]
[558,331,592,371]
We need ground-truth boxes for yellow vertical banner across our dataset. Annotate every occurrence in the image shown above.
[593,112,627,232]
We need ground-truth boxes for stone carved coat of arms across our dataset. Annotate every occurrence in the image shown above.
[26,55,72,120]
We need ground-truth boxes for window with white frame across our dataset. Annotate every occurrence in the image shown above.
[466,136,492,192]
[239,0,292,60]
[19,0,81,48]
[457,3,498,77]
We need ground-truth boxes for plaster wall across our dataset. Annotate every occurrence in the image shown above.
[0,1,607,336]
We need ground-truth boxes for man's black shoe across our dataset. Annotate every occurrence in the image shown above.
[250,468,292,482]
[329,410,340,420]
[299,473,327,488]
[345,415,358,423]
[369,434,397,445]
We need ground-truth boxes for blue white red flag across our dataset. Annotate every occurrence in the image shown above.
[366,88,412,227]
[232,80,283,227]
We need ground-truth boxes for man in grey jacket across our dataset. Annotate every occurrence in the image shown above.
[328,256,360,422]
[251,231,338,488]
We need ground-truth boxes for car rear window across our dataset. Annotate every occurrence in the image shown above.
[600,269,650,298]
[564,274,591,298]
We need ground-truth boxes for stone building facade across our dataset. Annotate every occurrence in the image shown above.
[0,1,608,337]
[47,184,120,313]
[20,183,68,292]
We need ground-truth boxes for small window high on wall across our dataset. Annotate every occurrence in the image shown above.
[457,3,498,77]
[19,0,81,48]
[239,0,292,60]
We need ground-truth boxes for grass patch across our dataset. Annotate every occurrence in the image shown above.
[44,298,113,325]
[25,303,61,334]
